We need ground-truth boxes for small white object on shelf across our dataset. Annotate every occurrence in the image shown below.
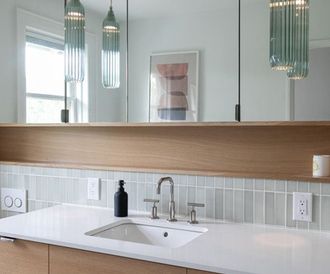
[313,155,330,177]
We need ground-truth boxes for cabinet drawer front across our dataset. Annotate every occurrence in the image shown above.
[50,245,186,274]
[0,239,48,274]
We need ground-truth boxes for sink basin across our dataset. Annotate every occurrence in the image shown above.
[86,219,207,248]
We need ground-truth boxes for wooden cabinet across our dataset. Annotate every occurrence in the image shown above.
[49,245,186,274]
[0,239,220,274]
[0,239,48,274]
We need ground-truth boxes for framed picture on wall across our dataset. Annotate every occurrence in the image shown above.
[149,51,199,122]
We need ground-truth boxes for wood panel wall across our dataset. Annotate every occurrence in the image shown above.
[0,123,330,182]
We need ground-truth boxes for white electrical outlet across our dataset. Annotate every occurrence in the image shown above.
[88,178,101,200]
[1,188,27,213]
[293,192,313,222]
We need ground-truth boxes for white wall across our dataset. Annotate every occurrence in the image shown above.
[241,0,330,121]
[0,0,126,123]
[294,47,330,120]
[128,2,238,122]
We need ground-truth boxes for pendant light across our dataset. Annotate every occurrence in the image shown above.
[287,0,309,80]
[269,0,296,71]
[65,0,86,82]
[102,0,120,89]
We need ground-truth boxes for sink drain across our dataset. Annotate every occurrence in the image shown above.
[163,232,168,238]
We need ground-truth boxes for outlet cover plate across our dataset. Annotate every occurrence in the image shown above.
[293,192,313,222]
[1,188,27,213]
[87,178,101,200]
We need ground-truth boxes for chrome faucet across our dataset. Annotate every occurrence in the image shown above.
[156,177,177,222]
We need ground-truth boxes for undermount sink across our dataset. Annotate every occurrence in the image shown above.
[86,219,207,248]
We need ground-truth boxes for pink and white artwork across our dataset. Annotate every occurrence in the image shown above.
[149,51,199,122]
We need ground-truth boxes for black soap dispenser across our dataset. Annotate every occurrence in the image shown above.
[114,180,128,217]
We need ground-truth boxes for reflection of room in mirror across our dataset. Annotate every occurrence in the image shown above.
[292,46,330,121]
[149,52,199,122]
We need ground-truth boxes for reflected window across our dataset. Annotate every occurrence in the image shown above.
[25,33,88,123]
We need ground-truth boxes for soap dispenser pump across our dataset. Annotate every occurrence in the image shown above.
[114,180,128,217]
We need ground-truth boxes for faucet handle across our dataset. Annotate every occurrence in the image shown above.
[187,202,205,224]
[144,199,160,219]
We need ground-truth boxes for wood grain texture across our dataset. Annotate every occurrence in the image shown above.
[0,124,330,181]
[0,240,48,274]
[188,269,219,274]
[49,245,186,274]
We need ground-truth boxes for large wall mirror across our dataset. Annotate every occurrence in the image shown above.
[241,0,330,121]
[0,0,329,124]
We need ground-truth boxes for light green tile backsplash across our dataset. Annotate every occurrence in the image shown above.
[0,164,330,232]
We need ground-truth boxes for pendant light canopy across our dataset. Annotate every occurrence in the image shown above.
[102,0,120,89]
[65,0,86,82]
[287,0,309,80]
[269,0,296,71]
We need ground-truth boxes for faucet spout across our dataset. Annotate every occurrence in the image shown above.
[156,177,177,222]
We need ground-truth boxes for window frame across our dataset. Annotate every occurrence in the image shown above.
[17,9,96,124]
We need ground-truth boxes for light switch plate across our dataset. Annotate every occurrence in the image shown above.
[1,188,27,213]
[88,178,101,200]
[293,192,313,222]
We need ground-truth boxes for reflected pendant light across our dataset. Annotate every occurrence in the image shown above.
[269,0,296,71]
[102,0,120,89]
[65,0,86,82]
[287,0,309,80]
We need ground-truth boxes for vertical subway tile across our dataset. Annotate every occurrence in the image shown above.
[321,183,330,195]
[275,180,286,192]
[234,190,244,222]
[215,189,224,220]
[321,196,330,231]
[254,192,264,224]
[244,191,253,223]
[197,176,205,187]
[205,176,215,188]
[178,186,188,216]
[196,188,206,218]
[177,175,187,186]
[137,182,146,212]
[224,178,233,189]
[129,181,138,211]
[274,193,286,226]
[187,176,197,187]
[160,184,170,215]
[265,180,275,192]
[286,194,296,228]
[205,188,215,219]
[265,192,275,225]
[297,182,309,193]
[309,182,320,195]
[244,179,254,190]
[287,181,298,193]
[214,177,224,188]
[309,195,320,231]
[224,189,233,221]
[187,186,196,204]
[234,178,244,190]
[254,179,265,191]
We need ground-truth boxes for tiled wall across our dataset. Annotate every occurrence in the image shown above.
[0,164,330,231]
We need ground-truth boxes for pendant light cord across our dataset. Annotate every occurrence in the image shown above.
[110,0,113,7]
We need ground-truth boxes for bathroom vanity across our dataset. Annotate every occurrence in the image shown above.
[1,205,330,274]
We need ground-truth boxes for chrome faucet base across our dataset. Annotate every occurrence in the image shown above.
[167,218,177,222]
[188,220,198,224]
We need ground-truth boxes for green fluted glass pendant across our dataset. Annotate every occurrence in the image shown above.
[65,0,85,82]
[269,0,296,71]
[287,0,309,80]
[102,3,120,89]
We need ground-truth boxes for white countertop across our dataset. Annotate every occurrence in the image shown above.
[0,204,330,274]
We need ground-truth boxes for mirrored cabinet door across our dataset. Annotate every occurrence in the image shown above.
[241,0,330,121]
[127,0,239,123]
[1,0,128,124]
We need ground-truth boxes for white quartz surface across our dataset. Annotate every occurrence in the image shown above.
[0,205,330,274]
